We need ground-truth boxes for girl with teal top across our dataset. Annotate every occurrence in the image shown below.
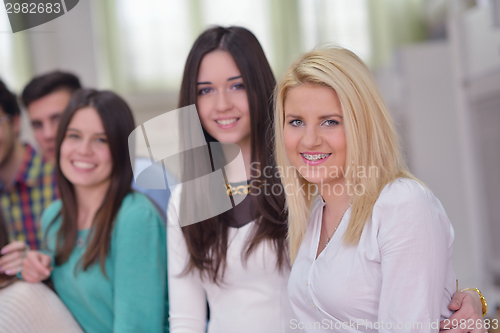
[21,89,168,333]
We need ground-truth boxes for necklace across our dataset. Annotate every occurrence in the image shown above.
[225,182,251,196]
[225,180,262,196]
[325,203,352,246]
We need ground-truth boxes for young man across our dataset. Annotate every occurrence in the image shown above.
[21,71,81,164]
[0,73,81,275]
[0,79,58,254]
[1,72,81,248]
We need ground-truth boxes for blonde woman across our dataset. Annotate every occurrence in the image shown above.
[274,47,485,332]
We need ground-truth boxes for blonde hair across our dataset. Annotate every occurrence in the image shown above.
[274,47,417,262]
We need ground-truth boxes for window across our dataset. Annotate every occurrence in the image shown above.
[0,8,31,91]
[114,0,192,91]
[100,0,274,93]
[299,0,371,63]
[98,0,372,93]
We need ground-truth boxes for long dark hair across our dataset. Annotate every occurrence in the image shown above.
[50,89,135,273]
[0,212,16,288]
[178,26,288,282]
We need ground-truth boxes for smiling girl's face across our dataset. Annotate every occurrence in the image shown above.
[60,107,112,191]
[196,50,251,150]
[283,84,347,187]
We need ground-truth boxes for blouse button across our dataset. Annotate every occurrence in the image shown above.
[306,281,309,286]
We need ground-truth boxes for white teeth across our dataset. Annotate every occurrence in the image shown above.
[301,153,331,161]
[73,161,96,169]
[216,118,238,125]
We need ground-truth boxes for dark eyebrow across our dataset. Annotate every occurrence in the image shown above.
[197,75,242,85]
[66,128,106,136]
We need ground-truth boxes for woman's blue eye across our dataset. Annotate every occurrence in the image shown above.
[232,82,245,90]
[323,119,339,126]
[289,119,303,127]
[198,87,212,95]
[67,133,79,139]
[96,137,108,143]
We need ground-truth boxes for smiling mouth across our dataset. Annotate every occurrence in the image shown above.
[216,118,238,125]
[301,153,331,161]
[72,161,96,169]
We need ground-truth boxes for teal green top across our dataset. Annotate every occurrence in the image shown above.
[41,192,168,333]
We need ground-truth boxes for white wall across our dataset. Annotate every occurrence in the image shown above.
[396,41,484,288]
[375,3,500,305]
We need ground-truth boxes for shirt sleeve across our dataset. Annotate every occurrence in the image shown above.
[38,200,62,264]
[375,180,455,332]
[112,203,167,333]
[167,189,208,333]
[17,201,61,281]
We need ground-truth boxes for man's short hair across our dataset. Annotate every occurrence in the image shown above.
[21,71,81,108]
[0,79,21,117]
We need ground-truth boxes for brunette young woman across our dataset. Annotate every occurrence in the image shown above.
[167,26,290,333]
[274,47,486,332]
[168,26,482,333]
[21,89,167,332]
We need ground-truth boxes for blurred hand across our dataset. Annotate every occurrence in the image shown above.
[0,241,28,275]
[440,291,485,333]
[21,250,52,283]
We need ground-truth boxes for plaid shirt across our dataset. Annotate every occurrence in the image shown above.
[0,144,58,250]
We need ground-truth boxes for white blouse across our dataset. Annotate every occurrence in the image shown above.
[167,187,293,333]
[288,178,455,332]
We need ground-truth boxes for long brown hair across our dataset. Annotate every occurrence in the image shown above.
[49,89,135,274]
[178,26,288,282]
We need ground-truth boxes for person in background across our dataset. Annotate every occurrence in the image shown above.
[0,208,83,333]
[21,89,167,332]
[0,79,57,257]
[0,72,79,276]
[22,71,81,164]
